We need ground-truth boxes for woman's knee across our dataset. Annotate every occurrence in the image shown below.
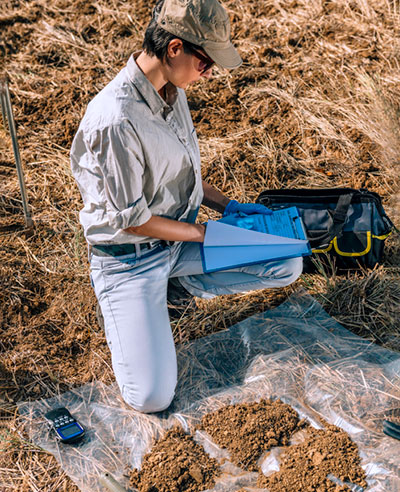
[263,256,303,287]
[280,256,303,286]
[121,377,177,413]
[282,256,303,285]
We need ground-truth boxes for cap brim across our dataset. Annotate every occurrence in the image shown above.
[204,43,242,70]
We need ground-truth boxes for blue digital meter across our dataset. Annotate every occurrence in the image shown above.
[45,407,85,444]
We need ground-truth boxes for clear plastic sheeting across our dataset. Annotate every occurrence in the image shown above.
[18,290,400,492]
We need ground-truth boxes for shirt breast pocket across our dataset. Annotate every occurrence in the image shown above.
[149,133,189,179]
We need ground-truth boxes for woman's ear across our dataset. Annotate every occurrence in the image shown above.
[167,39,184,59]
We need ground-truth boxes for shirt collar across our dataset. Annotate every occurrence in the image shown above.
[126,52,178,115]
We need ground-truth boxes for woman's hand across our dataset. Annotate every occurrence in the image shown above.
[223,200,272,216]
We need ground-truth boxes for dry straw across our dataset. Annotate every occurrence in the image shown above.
[1,0,399,490]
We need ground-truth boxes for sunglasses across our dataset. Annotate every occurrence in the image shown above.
[184,44,215,74]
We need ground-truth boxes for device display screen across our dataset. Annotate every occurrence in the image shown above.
[58,423,83,439]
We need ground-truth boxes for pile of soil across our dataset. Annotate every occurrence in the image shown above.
[200,398,307,471]
[129,402,367,492]
[257,423,368,492]
[129,426,221,492]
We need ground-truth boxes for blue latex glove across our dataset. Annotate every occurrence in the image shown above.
[218,213,256,230]
[223,199,272,217]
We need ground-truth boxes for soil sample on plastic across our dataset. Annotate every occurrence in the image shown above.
[129,426,221,492]
[257,423,367,491]
[200,398,307,471]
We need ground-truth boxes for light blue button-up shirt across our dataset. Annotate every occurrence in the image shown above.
[70,53,204,245]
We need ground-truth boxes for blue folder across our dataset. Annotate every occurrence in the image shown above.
[201,207,311,273]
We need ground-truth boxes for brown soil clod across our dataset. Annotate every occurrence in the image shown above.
[199,398,308,471]
[129,426,221,492]
[257,423,368,492]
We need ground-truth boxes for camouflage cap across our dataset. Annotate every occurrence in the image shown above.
[155,0,242,69]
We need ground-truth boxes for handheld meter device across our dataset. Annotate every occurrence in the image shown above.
[44,407,85,444]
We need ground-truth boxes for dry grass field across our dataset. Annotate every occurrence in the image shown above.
[1,0,400,490]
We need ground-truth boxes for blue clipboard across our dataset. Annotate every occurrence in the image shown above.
[201,208,311,273]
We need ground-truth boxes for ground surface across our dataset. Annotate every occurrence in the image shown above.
[1,0,400,490]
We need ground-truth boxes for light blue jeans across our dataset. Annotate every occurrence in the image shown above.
[90,241,303,413]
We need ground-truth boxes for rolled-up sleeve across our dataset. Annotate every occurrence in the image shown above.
[89,121,152,230]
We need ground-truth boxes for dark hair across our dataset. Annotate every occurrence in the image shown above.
[142,0,198,64]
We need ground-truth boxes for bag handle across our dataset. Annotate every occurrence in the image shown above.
[309,193,354,248]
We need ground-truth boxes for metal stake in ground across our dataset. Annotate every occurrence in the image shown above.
[0,76,34,229]
[0,87,7,130]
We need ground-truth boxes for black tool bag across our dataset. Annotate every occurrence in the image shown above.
[256,188,394,271]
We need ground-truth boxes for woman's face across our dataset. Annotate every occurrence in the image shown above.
[165,39,213,89]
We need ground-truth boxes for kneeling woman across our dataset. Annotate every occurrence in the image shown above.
[70,0,303,413]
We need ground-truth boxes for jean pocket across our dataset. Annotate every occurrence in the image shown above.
[99,255,139,274]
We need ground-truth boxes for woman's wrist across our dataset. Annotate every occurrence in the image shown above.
[194,223,206,243]
[202,181,230,214]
